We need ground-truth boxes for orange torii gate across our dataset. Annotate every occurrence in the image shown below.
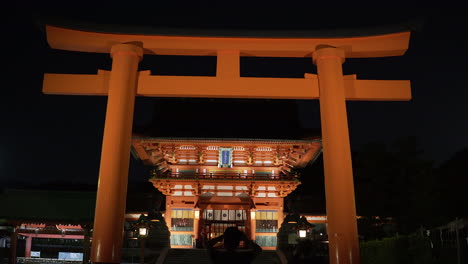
[42,25,411,264]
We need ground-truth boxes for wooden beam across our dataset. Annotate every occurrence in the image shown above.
[133,144,151,162]
[137,73,319,99]
[217,50,240,78]
[43,70,109,95]
[139,76,410,100]
[43,71,411,100]
[344,79,411,101]
[46,25,410,58]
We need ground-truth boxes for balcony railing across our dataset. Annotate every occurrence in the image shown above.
[151,171,298,181]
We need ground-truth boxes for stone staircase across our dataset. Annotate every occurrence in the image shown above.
[252,250,281,264]
[160,249,281,264]
[161,249,209,264]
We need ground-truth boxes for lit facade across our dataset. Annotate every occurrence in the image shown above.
[132,137,321,249]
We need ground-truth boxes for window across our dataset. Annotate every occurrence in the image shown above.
[256,210,278,233]
[171,209,194,231]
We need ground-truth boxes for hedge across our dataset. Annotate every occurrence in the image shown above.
[360,234,433,264]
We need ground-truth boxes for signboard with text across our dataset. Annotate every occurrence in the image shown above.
[218,147,233,168]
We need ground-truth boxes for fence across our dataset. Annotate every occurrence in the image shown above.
[429,218,468,264]
[360,218,468,264]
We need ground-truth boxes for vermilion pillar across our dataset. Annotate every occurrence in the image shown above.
[249,209,256,241]
[165,197,173,231]
[91,43,143,264]
[277,201,284,228]
[25,236,32,258]
[193,208,200,246]
[313,46,360,264]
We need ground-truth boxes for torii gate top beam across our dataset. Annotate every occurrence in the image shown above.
[45,25,410,58]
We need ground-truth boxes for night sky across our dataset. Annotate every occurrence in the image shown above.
[2,7,467,190]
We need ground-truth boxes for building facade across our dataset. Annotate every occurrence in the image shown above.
[132,137,322,249]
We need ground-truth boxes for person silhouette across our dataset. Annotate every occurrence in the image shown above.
[207,227,262,264]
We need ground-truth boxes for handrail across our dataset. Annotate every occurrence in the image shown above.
[151,172,298,181]
[16,257,81,264]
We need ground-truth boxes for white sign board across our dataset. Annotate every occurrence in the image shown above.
[58,252,83,261]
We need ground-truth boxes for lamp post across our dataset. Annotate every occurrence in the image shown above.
[132,215,151,264]
[285,214,314,240]
[138,228,147,264]
[298,229,307,238]
[297,216,314,239]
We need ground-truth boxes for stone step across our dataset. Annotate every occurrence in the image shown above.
[252,250,281,264]
[162,249,280,264]
[163,249,210,264]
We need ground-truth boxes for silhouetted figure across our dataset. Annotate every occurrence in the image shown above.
[207,227,262,264]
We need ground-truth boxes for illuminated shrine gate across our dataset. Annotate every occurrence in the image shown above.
[42,22,412,264]
[132,137,322,248]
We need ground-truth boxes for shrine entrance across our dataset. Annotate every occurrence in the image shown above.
[202,209,247,240]
[196,195,253,243]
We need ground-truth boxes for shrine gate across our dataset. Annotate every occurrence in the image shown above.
[42,23,411,264]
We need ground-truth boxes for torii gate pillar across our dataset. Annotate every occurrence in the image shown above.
[313,46,359,264]
[91,43,143,264]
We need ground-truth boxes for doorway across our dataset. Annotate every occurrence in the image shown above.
[201,209,247,239]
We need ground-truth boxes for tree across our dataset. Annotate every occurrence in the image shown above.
[436,148,468,219]
[353,136,437,234]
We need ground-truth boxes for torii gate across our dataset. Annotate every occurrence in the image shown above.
[42,24,411,264]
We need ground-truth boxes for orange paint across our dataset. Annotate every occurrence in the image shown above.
[25,236,32,258]
[44,72,410,100]
[90,43,143,264]
[313,47,359,264]
[42,24,412,264]
[46,25,410,58]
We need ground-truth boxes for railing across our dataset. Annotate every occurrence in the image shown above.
[151,171,298,181]
[16,258,81,264]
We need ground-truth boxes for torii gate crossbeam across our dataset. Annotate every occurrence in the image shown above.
[42,25,411,264]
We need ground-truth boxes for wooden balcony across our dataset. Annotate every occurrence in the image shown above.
[151,171,298,182]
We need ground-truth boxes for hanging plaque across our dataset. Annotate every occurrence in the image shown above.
[218,147,233,168]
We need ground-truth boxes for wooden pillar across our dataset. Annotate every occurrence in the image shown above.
[313,46,360,264]
[25,236,32,258]
[9,227,17,264]
[139,238,146,264]
[193,208,200,247]
[91,43,143,264]
[277,199,284,229]
[165,196,173,233]
[249,209,256,241]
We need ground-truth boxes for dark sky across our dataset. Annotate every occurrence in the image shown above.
[2,7,467,188]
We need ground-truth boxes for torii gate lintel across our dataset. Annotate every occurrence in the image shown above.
[43,71,411,100]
